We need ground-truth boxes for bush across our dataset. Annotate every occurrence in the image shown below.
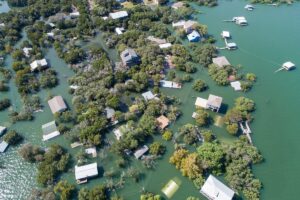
[4,130,23,145]
[226,123,239,135]
[0,98,11,111]
[192,79,207,92]
[162,130,173,141]
[149,142,166,156]
[19,143,45,163]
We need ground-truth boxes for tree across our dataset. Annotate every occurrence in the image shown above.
[89,185,107,200]
[180,153,202,179]
[0,98,11,111]
[169,149,189,169]
[140,192,161,200]
[149,142,166,156]
[195,109,211,127]
[201,130,214,142]
[162,130,173,141]
[246,73,257,82]
[19,143,45,163]
[192,44,216,67]
[197,142,225,174]
[54,180,74,200]
[192,79,207,92]
[4,130,23,145]
[226,123,239,135]
[235,97,255,113]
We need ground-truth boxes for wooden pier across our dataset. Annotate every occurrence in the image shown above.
[239,121,253,144]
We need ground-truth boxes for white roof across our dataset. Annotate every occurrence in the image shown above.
[245,4,254,9]
[47,32,55,37]
[43,131,60,141]
[195,97,208,108]
[221,31,230,38]
[159,43,172,49]
[23,47,32,57]
[70,85,79,90]
[114,129,123,140]
[159,80,181,88]
[109,11,128,19]
[172,2,185,9]
[187,30,201,41]
[30,59,48,71]
[142,91,155,101]
[200,175,235,200]
[227,43,237,48]
[115,27,125,35]
[0,126,6,136]
[75,163,98,180]
[230,81,242,91]
[85,147,96,155]
[283,61,295,69]
[213,56,231,68]
[172,20,186,27]
[0,141,9,153]
[70,11,80,17]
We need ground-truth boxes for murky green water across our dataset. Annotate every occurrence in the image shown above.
[1,1,300,199]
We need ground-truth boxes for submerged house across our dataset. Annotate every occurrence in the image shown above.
[142,91,157,101]
[23,47,32,58]
[134,145,149,159]
[195,94,223,112]
[221,31,230,39]
[200,175,235,200]
[75,163,98,184]
[30,58,48,71]
[187,30,201,42]
[226,42,237,50]
[115,27,125,35]
[172,2,185,9]
[120,48,140,67]
[207,94,223,112]
[156,115,170,130]
[212,56,231,68]
[230,81,242,91]
[42,121,60,141]
[282,61,295,70]
[48,96,67,114]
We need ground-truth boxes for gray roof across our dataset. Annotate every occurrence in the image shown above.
[0,140,9,153]
[48,96,67,114]
[42,121,58,135]
[200,175,234,200]
[120,48,139,66]
[105,107,115,119]
[212,56,231,68]
[134,145,149,159]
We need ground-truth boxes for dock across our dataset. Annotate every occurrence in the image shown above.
[71,142,83,148]
[239,121,253,144]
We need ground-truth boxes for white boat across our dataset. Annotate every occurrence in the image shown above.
[245,4,254,11]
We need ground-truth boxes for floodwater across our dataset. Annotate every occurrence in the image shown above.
[1,1,300,199]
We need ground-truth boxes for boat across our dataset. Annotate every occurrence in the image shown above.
[232,16,248,26]
[245,4,254,11]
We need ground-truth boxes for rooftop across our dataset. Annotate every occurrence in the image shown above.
[195,97,208,109]
[30,59,48,71]
[109,11,128,19]
[230,81,242,91]
[172,2,185,9]
[134,145,149,159]
[75,163,98,180]
[105,107,115,119]
[159,43,172,49]
[42,121,60,141]
[147,36,167,45]
[200,175,235,200]
[207,94,223,109]
[157,115,170,129]
[282,61,295,70]
[142,91,156,101]
[0,126,7,136]
[48,96,67,114]
[213,56,231,68]
[187,30,201,42]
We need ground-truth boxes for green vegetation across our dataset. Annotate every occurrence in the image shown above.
[3,130,23,145]
[149,141,166,156]
[192,79,208,92]
[0,98,11,111]
[18,143,45,163]
[140,192,162,200]
[36,145,70,186]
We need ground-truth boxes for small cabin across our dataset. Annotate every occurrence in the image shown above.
[226,42,237,50]
[75,163,98,184]
[282,61,295,70]
[42,121,60,141]
[221,31,230,39]
[134,145,149,159]
[48,96,67,114]
[0,140,9,153]
[0,126,7,136]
